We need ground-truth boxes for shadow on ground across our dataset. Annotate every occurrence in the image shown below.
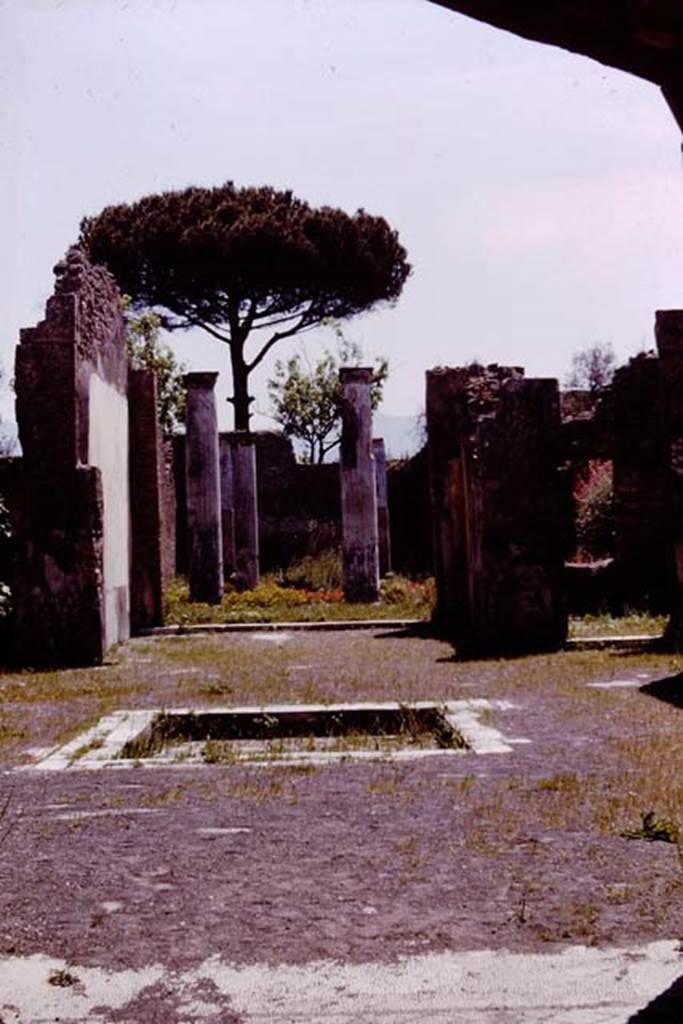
[627,974,683,1022]
[639,672,683,709]
[372,623,548,663]
[372,623,437,641]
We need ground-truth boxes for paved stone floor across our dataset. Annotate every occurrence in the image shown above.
[0,630,681,1022]
[0,941,681,1022]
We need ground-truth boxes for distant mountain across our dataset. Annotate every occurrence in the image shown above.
[373,411,423,460]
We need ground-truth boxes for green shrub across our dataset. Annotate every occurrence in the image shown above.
[380,575,435,612]
[282,548,343,592]
[163,571,435,626]
[164,576,341,627]
[574,460,614,561]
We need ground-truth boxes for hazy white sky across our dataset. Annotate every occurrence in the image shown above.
[1,0,682,431]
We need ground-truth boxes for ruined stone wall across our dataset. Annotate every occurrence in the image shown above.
[560,389,612,473]
[559,357,672,612]
[174,432,342,575]
[173,428,418,579]
[611,354,671,609]
[387,449,432,577]
[251,433,341,571]
[427,365,567,655]
[9,247,130,664]
[426,364,525,632]
[655,311,683,644]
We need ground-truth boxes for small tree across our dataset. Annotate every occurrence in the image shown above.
[566,342,616,392]
[124,300,186,434]
[268,328,388,464]
[574,459,614,561]
[80,182,410,430]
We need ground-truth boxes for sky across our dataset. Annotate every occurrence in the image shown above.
[1,0,682,437]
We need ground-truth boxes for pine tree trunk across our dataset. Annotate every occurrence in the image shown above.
[230,346,252,431]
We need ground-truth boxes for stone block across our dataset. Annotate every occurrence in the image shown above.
[373,438,392,577]
[184,372,223,604]
[340,368,379,603]
[230,433,259,591]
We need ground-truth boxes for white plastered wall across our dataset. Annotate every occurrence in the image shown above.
[88,373,131,649]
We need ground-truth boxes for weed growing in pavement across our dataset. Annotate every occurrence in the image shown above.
[441,774,476,796]
[623,810,679,843]
[564,901,602,944]
[48,969,79,988]
[103,793,126,808]
[218,769,291,804]
[140,784,189,806]
[397,835,422,870]
[200,680,235,697]
[366,768,406,796]
[535,774,581,794]
[67,737,104,764]
[602,881,646,905]
[202,739,239,765]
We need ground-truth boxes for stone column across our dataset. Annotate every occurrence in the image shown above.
[129,369,164,631]
[219,435,236,582]
[655,310,683,646]
[462,376,567,655]
[230,433,259,590]
[425,367,479,631]
[612,355,669,611]
[340,368,379,602]
[373,438,392,577]
[184,372,223,604]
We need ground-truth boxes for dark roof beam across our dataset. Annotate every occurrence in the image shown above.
[427,2,683,103]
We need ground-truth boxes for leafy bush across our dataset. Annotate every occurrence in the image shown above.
[282,549,343,592]
[268,329,388,464]
[574,460,614,561]
[163,571,435,626]
[124,300,186,434]
[380,575,434,611]
[165,577,343,626]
